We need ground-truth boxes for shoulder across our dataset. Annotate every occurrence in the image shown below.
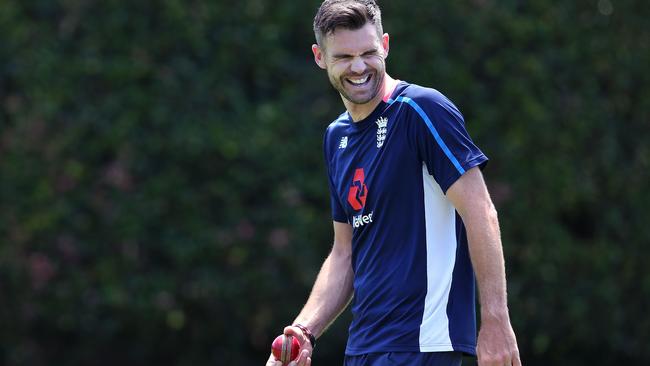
[323,111,351,158]
[392,83,464,128]
[325,111,350,133]
[324,112,350,143]
[397,83,458,113]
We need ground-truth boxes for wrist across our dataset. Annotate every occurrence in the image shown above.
[480,306,510,322]
[293,323,316,349]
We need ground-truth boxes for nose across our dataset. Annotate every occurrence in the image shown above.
[350,56,366,74]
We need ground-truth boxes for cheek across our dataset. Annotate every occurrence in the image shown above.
[369,56,385,69]
[329,63,348,78]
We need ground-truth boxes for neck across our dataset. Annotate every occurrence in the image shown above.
[345,74,397,122]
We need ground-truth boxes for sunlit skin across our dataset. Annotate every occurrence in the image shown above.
[312,23,397,122]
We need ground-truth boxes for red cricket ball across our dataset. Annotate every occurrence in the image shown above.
[271,334,300,365]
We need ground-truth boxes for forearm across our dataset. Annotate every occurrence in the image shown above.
[446,169,521,365]
[293,245,354,337]
[465,201,509,318]
[447,168,510,319]
[465,200,521,365]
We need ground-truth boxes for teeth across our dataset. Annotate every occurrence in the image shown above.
[348,75,370,85]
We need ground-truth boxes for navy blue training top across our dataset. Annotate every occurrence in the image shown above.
[323,81,487,356]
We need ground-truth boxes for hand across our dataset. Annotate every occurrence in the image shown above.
[265,326,313,366]
[283,325,313,366]
[266,353,283,366]
[476,313,521,366]
[265,350,311,366]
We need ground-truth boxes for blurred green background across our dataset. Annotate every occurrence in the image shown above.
[1,0,649,365]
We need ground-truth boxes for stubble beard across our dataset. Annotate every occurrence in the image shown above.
[329,69,385,105]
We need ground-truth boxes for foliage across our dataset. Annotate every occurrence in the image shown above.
[1,0,648,365]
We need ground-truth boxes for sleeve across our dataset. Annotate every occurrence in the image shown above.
[323,127,349,223]
[327,172,348,223]
[409,90,488,192]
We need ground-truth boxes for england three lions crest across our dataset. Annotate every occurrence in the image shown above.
[376,116,388,148]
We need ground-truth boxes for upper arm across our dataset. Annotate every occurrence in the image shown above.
[332,221,353,257]
[446,167,496,223]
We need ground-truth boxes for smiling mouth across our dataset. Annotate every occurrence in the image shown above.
[346,74,372,87]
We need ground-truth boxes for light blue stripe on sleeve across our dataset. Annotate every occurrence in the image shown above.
[388,96,465,174]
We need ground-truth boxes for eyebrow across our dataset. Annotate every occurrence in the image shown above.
[331,48,378,59]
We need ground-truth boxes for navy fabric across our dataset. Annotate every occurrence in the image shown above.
[323,81,486,355]
[343,352,463,366]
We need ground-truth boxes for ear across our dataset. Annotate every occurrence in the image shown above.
[382,33,390,59]
[312,44,327,69]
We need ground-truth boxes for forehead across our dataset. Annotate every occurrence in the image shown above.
[322,23,381,55]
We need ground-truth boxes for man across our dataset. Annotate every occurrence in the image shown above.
[267,1,521,365]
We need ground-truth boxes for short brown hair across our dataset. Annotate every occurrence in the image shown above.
[313,0,383,47]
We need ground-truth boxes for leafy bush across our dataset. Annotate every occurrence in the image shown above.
[1,1,648,365]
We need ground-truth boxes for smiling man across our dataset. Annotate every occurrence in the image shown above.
[266,1,521,366]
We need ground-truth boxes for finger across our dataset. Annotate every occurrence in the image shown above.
[283,326,307,346]
[288,349,309,366]
[298,349,311,365]
[306,357,312,366]
[512,350,522,366]
[288,355,300,366]
[476,355,497,366]
[496,354,511,366]
[266,353,282,366]
[283,326,301,337]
